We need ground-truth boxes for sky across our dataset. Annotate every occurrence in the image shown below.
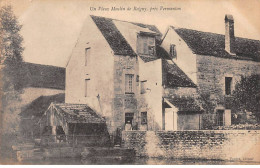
[1,0,260,67]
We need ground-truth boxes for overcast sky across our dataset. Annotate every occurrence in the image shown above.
[1,0,260,67]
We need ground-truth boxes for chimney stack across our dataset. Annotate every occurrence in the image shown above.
[225,14,235,54]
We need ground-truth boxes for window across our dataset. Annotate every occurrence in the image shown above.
[225,77,232,95]
[148,46,155,55]
[125,74,134,94]
[141,112,147,125]
[170,44,177,59]
[137,36,155,55]
[140,80,147,94]
[85,79,90,97]
[85,48,90,66]
[136,75,139,82]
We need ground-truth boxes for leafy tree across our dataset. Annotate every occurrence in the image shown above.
[0,5,25,133]
[231,74,260,123]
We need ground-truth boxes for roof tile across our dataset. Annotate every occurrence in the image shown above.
[162,59,196,88]
[53,103,105,124]
[166,96,203,112]
[91,15,161,56]
[173,27,260,62]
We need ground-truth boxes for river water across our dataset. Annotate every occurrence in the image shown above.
[19,157,258,165]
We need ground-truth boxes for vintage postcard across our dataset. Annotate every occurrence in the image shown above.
[0,0,259,165]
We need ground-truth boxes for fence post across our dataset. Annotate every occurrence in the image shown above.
[199,114,201,130]
[73,135,75,152]
[59,139,61,158]
[72,124,76,152]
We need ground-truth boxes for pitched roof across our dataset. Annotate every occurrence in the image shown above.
[138,44,196,87]
[139,44,196,88]
[172,27,260,62]
[139,46,170,63]
[165,96,203,112]
[23,62,65,90]
[90,15,161,56]
[162,59,196,88]
[52,103,105,124]
[19,93,65,117]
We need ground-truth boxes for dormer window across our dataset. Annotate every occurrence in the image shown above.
[137,35,155,56]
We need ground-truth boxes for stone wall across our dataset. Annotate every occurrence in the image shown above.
[113,56,163,132]
[122,131,147,156]
[113,55,139,131]
[196,55,260,109]
[196,55,260,127]
[122,130,260,162]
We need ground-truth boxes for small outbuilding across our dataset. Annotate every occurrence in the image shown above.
[39,103,110,146]
[163,96,204,130]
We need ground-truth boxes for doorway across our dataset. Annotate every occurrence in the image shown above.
[125,113,134,130]
[165,108,174,130]
[217,110,224,126]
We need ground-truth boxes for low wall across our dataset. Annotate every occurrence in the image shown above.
[122,131,147,157]
[122,130,260,162]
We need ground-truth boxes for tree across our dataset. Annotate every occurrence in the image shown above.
[231,74,260,123]
[0,5,25,133]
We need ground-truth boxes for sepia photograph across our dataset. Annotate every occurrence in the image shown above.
[0,0,259,165]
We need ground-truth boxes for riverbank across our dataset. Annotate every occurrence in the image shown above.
[1,130,260,165]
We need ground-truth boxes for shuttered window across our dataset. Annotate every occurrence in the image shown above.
[170,44,177,59]
[137,36,155,56]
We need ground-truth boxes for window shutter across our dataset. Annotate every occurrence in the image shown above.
[170,44,177,59]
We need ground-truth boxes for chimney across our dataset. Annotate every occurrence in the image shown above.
[225,14,235,54]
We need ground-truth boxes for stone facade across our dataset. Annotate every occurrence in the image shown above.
[65,16,207,133]
[113,55,139,131]
[66,16,168,133]
[112,56,163,131]
[161,23,260,127]
[66,15,260,133]
[196,55,260,126]
[122,130,260,162]
[196,54,260,99]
